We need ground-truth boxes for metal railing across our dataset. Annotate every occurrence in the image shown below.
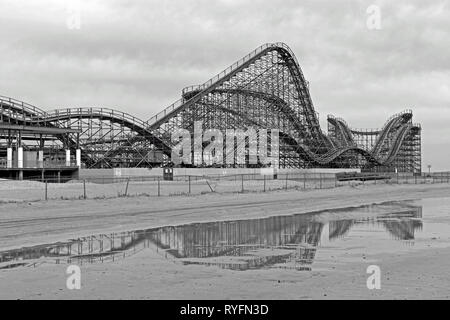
[0,172,448,203]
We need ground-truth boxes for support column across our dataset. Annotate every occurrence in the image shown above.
[66,149,71,167]
[76,149,81,167]
[39,134,44,169]
[18,146,24,180]
[38,150,44,169]
[17,147,23,169]
[7,147,13,169]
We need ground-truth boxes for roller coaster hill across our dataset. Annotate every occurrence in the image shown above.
[0,43,421,180]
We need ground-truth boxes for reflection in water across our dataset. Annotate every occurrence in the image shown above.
[329,208,423,241]
[152,216,323,271]
[0,202,423,271]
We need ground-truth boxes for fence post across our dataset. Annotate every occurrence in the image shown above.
[158,177,161,197]
[188,175,191,194]
[320,173,323,189]
[83,179,86,199]
[241,174,244,193]
[304,173,306,190]
[45,180,48,201]
[285,174,288,190]
[124,178,130,197]
[263,175,266,192]
[205,180,214,193]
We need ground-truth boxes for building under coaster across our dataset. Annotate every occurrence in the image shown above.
[0,43,421,179]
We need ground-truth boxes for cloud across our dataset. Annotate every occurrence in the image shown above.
[0,0,448,170]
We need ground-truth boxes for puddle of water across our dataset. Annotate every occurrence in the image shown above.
[1,198,450,272]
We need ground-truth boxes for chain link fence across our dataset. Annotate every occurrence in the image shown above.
[0,172,449,203]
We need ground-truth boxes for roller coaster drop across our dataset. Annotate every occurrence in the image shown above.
[0,43,421,173]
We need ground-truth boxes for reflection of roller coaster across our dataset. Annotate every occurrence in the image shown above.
[0,202,423,271]
[0,43,421,172]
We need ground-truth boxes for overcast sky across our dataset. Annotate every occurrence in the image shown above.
[0,0,449,170]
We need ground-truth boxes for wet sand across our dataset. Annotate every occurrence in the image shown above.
[1,183,450,299]
[2,243,449,300]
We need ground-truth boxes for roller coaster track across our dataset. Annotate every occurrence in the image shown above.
[0,100,169,148]
[0,102,415,169]
[0,97,171,167]
[0,43,421,170]
[145,42,417,167]
[0,98,167,149]
[146,43,321,136]
[43,108,166,147]
[283,117,417,166]
[371,110,412,155]
[381,123,420,164]
[327,115,356,147]
[0,95,46,123]
[180,90,414,167]
[326,110,417,161]
[293,141,380,166]
[183,88,308,134]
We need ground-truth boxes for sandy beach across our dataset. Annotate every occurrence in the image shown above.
[1,183,450,300]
